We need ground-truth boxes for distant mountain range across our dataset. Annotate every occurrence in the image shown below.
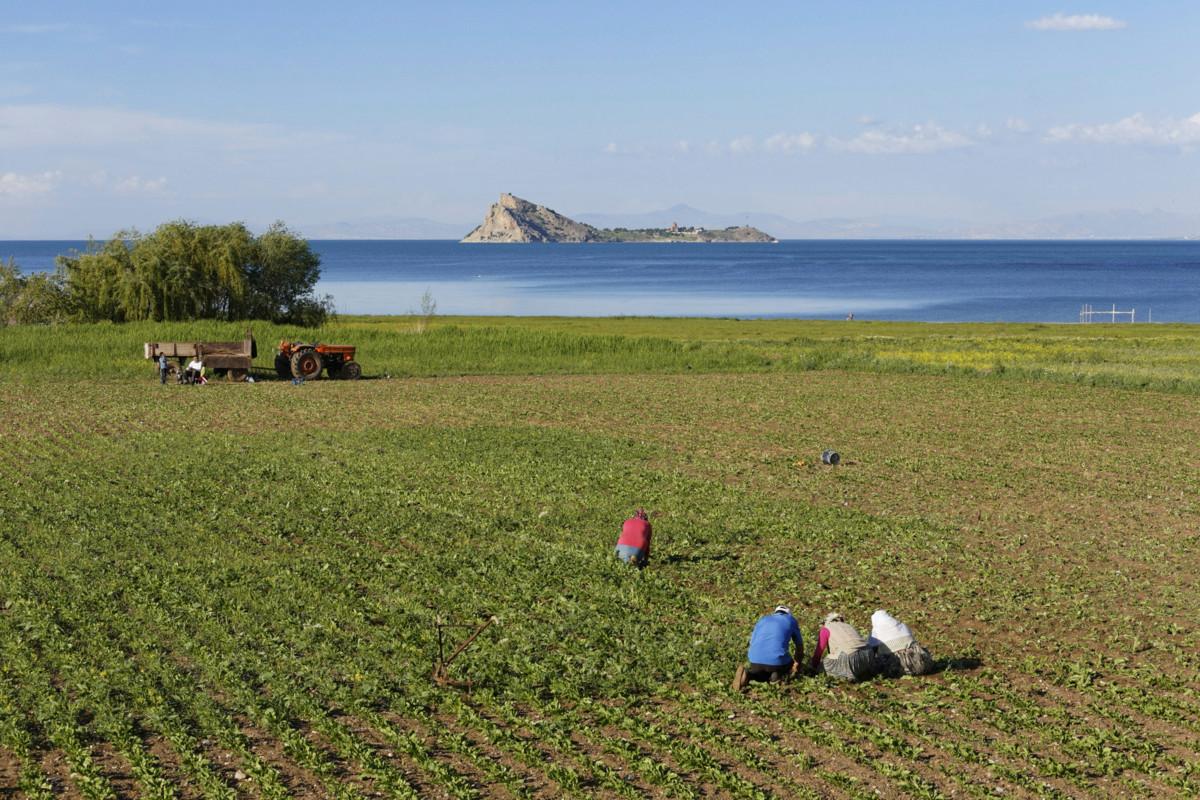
[303,205,1200,240]
[300,216,468,240]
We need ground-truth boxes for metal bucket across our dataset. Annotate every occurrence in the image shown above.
[821,449,840,465]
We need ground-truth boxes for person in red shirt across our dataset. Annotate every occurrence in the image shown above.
[615,508,652,568]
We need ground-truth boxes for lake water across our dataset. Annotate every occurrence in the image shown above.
[6,239,1200,322]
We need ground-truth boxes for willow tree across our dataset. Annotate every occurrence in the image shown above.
[56,220,328,324]
[0,259,70,325]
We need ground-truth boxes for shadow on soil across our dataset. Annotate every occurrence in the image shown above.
[934,655,983,674]
[241,370,384,383]
[660,552,739,565]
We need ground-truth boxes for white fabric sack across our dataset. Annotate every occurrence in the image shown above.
[867,609,914,653]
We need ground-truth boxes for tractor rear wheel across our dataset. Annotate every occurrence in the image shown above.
[291,349,323,379]
[341,360,362,380]
[274,354,291,379]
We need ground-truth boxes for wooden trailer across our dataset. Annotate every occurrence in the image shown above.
[143,330,257,381]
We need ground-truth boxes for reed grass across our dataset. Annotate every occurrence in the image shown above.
[3,315,1200,393]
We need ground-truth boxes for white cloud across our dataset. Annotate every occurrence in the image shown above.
[0,170,62,197]
[857,115,882,127]
[1026,13,1126,31]
[114,175,168,194]
[1006,117,1032,133]
[830,123,974,155]
[601,141,651,156]
[609,123,976,159]
[764,132,817,154]
[1046,112,1200,146]
[0,23,70,34]
[603,141,652,156]
[127,18,196,30]
[0,104,341,152]
[728,135,756,154]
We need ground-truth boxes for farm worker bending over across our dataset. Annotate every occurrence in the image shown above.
[732,606,803,691]
[867,609,935,677]
[158,353,169,384]
[185,358,203,384]
[614,508,652,568]
[812,612,879,682]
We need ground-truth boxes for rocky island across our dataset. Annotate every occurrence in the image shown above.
[462,193,777,243]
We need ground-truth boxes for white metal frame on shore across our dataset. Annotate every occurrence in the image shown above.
[1078,303,1149,323]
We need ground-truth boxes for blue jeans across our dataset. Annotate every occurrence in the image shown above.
[615,544,646,567]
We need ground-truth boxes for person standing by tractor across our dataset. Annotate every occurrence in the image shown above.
[732,606,804,691]
[158,352,169,384]
[614,508,652,568]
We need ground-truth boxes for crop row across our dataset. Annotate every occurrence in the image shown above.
[5,373,1200,798]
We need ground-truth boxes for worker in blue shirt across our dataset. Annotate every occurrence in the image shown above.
[732,605,804,692]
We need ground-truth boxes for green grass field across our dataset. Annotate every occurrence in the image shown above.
[2,317,1199,798]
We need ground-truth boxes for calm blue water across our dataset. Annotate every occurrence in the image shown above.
[6,239,1200,322]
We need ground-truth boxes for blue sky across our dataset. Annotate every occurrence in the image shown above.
[1,1,1198,236]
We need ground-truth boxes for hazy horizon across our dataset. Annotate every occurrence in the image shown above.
[2,2,1198,239]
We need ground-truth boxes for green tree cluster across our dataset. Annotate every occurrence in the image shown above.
[0,258,70,325]
[3,219,330,326]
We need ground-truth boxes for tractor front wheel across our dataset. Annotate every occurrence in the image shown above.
[341,360,362,380]
[291,349,323,380]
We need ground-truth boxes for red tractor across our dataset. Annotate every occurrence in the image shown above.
[276,339,361,380]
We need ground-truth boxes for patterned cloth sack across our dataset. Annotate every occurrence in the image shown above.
[822,647,878,682]
[895,642,935,676]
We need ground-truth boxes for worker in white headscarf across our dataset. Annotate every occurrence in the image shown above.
[867,609,934,677]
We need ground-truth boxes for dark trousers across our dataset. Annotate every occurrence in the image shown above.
[747,659,793,684]
[159,368,168,384]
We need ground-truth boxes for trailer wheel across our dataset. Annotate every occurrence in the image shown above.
[274,354,291,379]
[229,368,247,382]
[341,361,362,380]
[291,349,323,379]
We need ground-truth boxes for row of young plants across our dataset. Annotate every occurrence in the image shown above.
[0,536,285,799]
[0,424,667,796]
[4,378,1200,797]
[0,422,878,796]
